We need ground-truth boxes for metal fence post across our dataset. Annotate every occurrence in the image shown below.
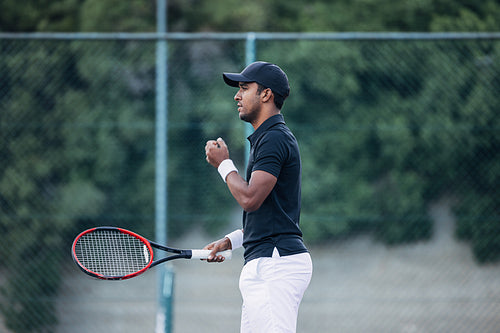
[155,0,174,333]
[244,32,256,169]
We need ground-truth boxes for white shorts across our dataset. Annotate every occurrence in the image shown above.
[239,248,313,333]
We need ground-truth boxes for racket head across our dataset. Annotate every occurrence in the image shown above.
[71,227,154,280]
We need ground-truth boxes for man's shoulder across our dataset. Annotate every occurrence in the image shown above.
[258,125,293,146]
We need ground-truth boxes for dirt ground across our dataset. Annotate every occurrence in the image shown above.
[53,202,500,333]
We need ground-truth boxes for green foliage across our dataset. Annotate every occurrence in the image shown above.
[0,218,61,333]
[371,172,432,244]
[80,0,155,32]
[168,0,500,33]
[456,192,500,263]
[0,0,82,32]
[0,41,81,332]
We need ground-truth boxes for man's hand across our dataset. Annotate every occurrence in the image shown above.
[205,137,230,168]
[203,237,232,263]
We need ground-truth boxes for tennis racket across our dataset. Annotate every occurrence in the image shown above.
[71,226,232,280]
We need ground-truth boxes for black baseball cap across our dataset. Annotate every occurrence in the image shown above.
[223,61,290,98]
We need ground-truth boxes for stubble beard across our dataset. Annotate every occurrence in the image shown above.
[239,112,252,123]
[239,104,260,124]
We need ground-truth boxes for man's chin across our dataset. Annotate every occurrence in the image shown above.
[239,111,255,123]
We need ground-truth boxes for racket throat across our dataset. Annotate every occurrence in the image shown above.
[150,250,192,267]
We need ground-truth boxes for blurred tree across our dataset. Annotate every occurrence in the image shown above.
[79,0,155,32]
[0,0,83,31]
[0,40,87,332]
[429,2,500,262]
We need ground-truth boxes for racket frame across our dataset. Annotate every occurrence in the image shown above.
[72,227,197,280]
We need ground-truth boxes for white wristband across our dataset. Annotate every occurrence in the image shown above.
[225,229,243,250]
[217,159,238,183]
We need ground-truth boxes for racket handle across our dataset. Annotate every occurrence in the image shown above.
[191,249,232,260]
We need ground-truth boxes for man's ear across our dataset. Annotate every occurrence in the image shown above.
[261,88,273,103]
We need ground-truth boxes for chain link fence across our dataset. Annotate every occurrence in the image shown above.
[0,33,499,332]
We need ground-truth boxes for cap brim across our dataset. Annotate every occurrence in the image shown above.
[223,73,253,87]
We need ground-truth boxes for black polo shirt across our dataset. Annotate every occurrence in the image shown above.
[242,114,308,263]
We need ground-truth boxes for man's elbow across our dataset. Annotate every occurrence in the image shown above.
[240,198,262,212]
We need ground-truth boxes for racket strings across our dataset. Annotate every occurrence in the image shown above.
[74,230,151,277]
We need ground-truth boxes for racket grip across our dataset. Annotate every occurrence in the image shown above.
[191,249,232,260]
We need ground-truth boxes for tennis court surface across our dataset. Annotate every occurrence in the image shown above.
[55,202,500,332]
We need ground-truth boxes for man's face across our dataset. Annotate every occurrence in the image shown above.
[234,82,262,123]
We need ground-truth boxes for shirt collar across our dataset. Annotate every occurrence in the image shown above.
[247,114,285,145]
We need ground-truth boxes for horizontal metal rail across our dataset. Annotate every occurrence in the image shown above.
[1,31,500,41]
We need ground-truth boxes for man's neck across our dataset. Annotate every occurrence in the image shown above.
[251,110,280,130]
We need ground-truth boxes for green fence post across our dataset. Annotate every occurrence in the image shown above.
[155,0,173,332]
[156,265,175,333]
[244,32,256,169]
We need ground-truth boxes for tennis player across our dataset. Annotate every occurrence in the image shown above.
[204,61,313,333]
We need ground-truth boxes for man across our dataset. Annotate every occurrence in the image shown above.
[204,61,312,333]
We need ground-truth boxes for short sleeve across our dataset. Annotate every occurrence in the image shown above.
[251,129,288,178]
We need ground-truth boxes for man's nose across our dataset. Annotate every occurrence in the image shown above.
[234,91,241,100]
